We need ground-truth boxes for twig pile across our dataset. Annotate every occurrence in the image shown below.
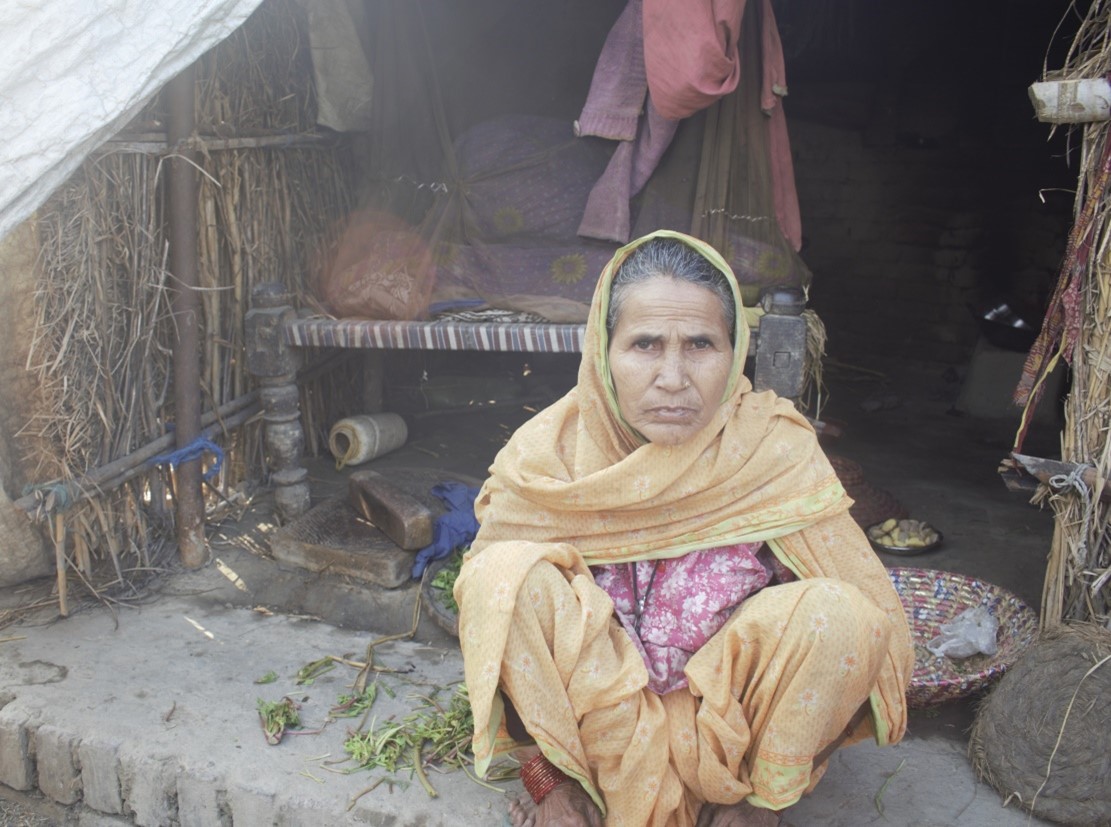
[1027,0,1111,627]
[20,0,357,603]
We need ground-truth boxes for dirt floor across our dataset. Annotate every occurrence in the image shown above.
[0,346,1064,825]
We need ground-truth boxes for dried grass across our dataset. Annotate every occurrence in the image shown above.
[1029,0,1111,628]
[19,0,356,601]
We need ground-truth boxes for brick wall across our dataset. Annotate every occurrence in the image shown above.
[777,0,1077,368]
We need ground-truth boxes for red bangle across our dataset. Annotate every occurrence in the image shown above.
[520,753,572,804]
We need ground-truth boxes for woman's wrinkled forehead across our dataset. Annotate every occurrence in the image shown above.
[606,238,736,342]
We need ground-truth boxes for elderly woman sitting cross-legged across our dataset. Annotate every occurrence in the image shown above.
[454,230,913,827]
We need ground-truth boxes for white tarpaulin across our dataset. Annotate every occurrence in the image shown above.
[0,0,265,243]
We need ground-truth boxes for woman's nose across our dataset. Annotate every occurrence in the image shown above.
[655,352,689,391]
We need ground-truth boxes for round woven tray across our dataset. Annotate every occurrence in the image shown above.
[422,555,460,637]
[888,567,1039,708]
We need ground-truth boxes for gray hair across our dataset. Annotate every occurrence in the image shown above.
[606,238,736,339]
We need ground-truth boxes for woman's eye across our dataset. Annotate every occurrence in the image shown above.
[690,338,713,350]
[634,338,655,350]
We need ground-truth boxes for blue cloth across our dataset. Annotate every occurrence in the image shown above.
[411,481,480,579]
[148,436,224,482]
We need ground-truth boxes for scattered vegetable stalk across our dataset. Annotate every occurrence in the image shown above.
[343,684,478,797]
[330,685,379,719]
[258,696,301,745]
[296,656,337,685]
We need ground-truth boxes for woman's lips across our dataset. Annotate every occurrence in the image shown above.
[647,406,696,420]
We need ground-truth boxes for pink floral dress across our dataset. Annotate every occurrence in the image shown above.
[592,544,795,694]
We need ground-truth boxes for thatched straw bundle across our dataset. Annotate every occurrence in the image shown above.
[969,623,1111,825]
[1020,0,1111,628]
[20,0,357,605]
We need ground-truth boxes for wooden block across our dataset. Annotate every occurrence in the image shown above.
[268,467,484,589]
[269,498,412,588]
[348,470,434,550]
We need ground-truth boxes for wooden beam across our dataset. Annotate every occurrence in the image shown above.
[1010,452,1111,502]
[1029,78,1111,124]
[15,396,259,517]
[97,131,337,156]
[998,465,1041,498]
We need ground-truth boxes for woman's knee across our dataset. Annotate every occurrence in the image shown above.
[778,578,891,648]
[795,576,883,611]
[715,578,892,661]
[517,559,611,629]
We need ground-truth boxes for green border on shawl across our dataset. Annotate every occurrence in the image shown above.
[594,230,751,442]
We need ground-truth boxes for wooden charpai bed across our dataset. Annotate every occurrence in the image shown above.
[246,282,809,523]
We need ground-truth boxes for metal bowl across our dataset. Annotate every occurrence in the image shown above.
[421,555,460,637]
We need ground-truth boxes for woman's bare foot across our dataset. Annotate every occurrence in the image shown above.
[506,784,603,827]
[696,800,780,827]
[507,790,536,827]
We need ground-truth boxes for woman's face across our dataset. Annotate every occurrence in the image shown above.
[608,275,734,446]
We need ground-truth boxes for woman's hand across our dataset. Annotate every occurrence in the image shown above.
[507,784,604,827]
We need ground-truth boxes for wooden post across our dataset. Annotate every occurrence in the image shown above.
[167,65,208,569]
[52,513,67,617]
[753,287,808,400]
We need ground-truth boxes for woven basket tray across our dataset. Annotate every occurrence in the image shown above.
[888,567,1039,708]
[827,453,865,486]
[847,483,909,529]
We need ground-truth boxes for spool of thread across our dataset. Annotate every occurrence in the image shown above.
[328,413,408,469]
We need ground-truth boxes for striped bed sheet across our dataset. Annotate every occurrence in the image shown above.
[283,318,761,356]
[283,317,587,354]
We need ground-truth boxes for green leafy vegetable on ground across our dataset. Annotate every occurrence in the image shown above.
[344,683,478,796]
[296,656,337,685]
[257,696,301,745]
[430,546,468,613]
[330,684,379,719]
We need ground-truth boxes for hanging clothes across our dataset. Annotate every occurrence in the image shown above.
[576,0,801,251]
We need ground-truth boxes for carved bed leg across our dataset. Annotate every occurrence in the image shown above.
[753,287,808,400]
[246,282,311,522]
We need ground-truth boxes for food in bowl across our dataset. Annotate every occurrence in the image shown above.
[868,518,940,549]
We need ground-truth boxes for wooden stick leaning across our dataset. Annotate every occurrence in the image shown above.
[15,392,260,517]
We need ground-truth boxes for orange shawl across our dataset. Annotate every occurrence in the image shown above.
[455,230,912,818]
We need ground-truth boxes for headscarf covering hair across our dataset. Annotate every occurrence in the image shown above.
[470,228,843,566]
